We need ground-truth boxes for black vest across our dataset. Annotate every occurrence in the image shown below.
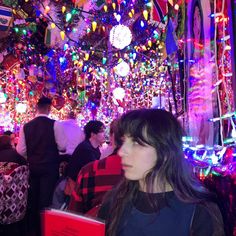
[24,116,59,166]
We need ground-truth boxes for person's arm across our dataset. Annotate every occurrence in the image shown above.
[16,126,27,158]
[68,168,87,213]
[16,152,28,165]
[67,146,97,181]
[54,121,67,153]
[191,202,225,236]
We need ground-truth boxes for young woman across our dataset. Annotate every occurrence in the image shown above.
[98,109,225,236]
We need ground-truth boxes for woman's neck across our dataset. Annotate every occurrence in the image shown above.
[139,179,173,193]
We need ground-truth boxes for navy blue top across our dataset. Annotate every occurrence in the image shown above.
[117,191,195,236]
[99,191,225,236]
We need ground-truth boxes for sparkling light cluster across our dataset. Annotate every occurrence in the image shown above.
[109,25,132,50]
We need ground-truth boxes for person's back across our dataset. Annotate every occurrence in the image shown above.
[16,97,66,236]
[68,153,122,215]
[24,116,59,165]
[60,111,85,156]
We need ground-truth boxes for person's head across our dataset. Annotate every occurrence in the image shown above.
[0,135,12,150]
[67,111,76,120]
[109,119,121,150]
[36,97,52,115]
[118,108,184,192]
[3,130,13,136]
[3,130,15,147]
[84,120,105,147]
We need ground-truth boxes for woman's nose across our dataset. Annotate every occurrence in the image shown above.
[118,142,129,158]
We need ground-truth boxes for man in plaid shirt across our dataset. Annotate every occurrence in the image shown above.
[68,119,123,215]
[68,153,122,215]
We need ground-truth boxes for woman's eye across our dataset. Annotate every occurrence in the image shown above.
[132,140,139,145]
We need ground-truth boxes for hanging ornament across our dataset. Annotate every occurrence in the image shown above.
[52,95,65,110]
[151,96,166,109]
[2,54,19,70]
[0,5,13,39]
[60,31,65,40]
[143,10,148,20]
[114,60,130,77]
[15,103,27,113]
[61,6,66,13]
[29,64,38,76]
[113,87,125,100]
[28,75,37,83]
[103,5,108,12]
[109,24,132,50]
[15,67,25,80]
[51,23,56,29]
[0,92,7,103]
[84,53,89,60]
[91,21,97,31]
[44,5,50,14]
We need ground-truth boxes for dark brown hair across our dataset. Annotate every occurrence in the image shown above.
[104,109,214,236]
[0,135,12,150]
[84,120,104,139]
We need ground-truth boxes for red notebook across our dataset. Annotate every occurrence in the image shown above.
[42,209,105,236]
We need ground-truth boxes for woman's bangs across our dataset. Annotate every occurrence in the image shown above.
[120,117,151,146]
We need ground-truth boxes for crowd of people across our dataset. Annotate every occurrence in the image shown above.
[0,96,227,236]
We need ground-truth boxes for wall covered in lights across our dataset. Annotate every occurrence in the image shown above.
[186,0,235,146]
[0,0,235,148]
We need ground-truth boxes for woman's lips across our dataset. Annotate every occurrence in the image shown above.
[122,164,132,169]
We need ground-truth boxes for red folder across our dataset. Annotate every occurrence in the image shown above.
[42,209,105,236]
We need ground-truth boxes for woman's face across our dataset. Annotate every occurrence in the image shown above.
[118,135,157,190]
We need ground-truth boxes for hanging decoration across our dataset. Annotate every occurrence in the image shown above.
[183,141,236,179]
[15,103,27,113]
[0,91,7,103]
[0,0,189,137]
[109,24,132,49]
[0,5,13,39]
[150,0,167,26]
[113,60,130,77]
[113,87,125,101]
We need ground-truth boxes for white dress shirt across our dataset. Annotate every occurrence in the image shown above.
[16,114,67,158]
[59,119,85,155]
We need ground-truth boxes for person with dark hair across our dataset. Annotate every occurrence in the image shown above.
[3,130,16,148]
[0,135,26,165]
[98,109,225,236]
[68,119,123,216]
[16,96,66,235]
[65,120,106,196]
[3,130,12,136]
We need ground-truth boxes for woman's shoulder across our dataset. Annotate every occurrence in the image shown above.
[191,201,225,236]
[195,201,223,219]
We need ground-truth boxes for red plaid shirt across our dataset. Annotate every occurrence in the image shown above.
[68,154,123,214]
